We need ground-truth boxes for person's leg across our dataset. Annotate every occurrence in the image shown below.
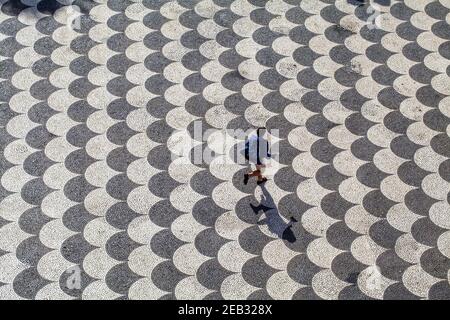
[255,165,263,181]
[244,165,267,185]
[255,165,268,184]
[244,167,259,185]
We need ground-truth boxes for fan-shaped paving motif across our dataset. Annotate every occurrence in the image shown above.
[0,0,449,300]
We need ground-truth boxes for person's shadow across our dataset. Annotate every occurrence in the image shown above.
[348,0,391,6]
[250,184,297,243]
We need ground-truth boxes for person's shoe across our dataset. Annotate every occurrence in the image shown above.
[256,177,268,185]
[250,203,259,213]
[244,174,249,185]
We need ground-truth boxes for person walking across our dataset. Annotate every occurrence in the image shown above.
[243,127,271,185]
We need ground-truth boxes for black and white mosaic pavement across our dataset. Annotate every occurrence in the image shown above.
[1,0,450,300]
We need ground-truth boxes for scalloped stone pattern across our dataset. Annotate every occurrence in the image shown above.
[1,0,449,300]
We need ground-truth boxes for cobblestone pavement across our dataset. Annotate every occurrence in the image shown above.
[1,0,450,300]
